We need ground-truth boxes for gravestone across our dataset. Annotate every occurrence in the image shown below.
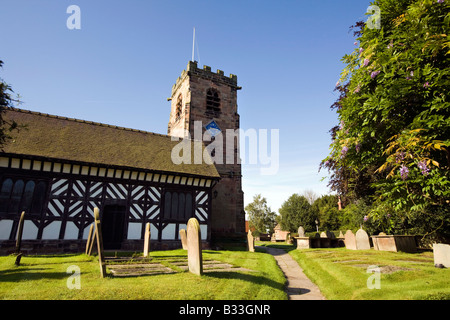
[85,223,94,255]
[326,231,336,239]
[320,232,327,238]
[433,243,450,268]
[187,218,203,276]
[143,222,151,257]
[344,230,357,250]
[298,226,305,237]
[247,230,255,252]
[355,228,371,250]
[179,229,187,250]
[15,211,26,266]
[338,231,344,238]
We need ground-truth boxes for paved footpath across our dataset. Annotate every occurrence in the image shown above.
[257,246,326,300]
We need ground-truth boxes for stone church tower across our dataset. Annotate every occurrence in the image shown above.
[167,61,245,243]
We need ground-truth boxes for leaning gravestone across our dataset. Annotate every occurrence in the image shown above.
[247,230,255,252]
[85,223,94,255]
[15,211,25,265]
[298,226,305,237]
[187,218,203,276]
[143,222,151,257]
[433,243,450,268]
[344,230,357,250]
[356,228,371,250]
[179,229,187,250]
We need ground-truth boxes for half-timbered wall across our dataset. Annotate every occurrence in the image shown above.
[0,154,215,250]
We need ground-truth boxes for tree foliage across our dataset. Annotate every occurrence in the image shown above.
[311,194,340,231]
[0,60,20,147]
[245,194,277,234]
[278,194,315,232]
[321,0,450,239]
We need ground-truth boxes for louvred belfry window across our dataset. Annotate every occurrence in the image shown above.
[175,94,183,120]
[206,88,220,112]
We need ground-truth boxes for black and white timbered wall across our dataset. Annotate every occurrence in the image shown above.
[0,154,216,250]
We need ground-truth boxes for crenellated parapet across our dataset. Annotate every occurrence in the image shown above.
[171,61,240,97]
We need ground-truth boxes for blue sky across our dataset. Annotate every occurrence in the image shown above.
[0,0,372,213]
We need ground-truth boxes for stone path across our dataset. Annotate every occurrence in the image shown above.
[258,246,326,300]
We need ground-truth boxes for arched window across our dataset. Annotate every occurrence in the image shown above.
[20,181,35,213]
[0,178,48,216]
[206,88,220,112]
[175,94,183,120]
[0,179,13,213]
[9,180,24,213]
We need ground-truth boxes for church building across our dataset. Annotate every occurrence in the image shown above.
[0,61,245,253]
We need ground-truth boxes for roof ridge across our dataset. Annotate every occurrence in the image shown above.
[6,107,171,139]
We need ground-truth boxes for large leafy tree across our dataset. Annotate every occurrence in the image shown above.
[278,194,315,232]
[321,0,450,238]
[311,195,340,231]
[245,194,277,234]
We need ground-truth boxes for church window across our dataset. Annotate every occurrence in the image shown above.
[206,88,220,113]
[162,190,194,222]
[175,94,183,120]
[0,178,47,217]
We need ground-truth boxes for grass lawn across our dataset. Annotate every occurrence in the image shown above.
[258,242,450,300]
[0,249,287,300]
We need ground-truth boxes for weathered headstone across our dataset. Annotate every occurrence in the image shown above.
[85,223,94,255]
[298,226,305,237]
[187,218,203,276]
[16,211,25,254]
[344,230,357,250]
[320,232,327,238]
[87,223,97,256]
[338,231,344,238]
[179,229,187,250]
[433,243,450,268]
[247,230,255,252]
[94,207,106,278]
[356,228,371,250]
[143,222,151,257]
[15,211,26,266]
[326,231,336,239]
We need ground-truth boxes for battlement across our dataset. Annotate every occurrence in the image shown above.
[171,61,240,96]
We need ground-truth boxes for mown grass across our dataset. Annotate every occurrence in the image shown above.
[258,242,450,300]
[0,249,287,300]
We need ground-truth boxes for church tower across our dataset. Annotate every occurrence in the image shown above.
[167,61,245,243]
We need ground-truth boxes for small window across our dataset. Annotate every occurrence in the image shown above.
[175,94,183,120]
[206,89,220,112]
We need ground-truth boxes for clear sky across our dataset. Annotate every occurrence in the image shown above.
[0,0,372,213]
